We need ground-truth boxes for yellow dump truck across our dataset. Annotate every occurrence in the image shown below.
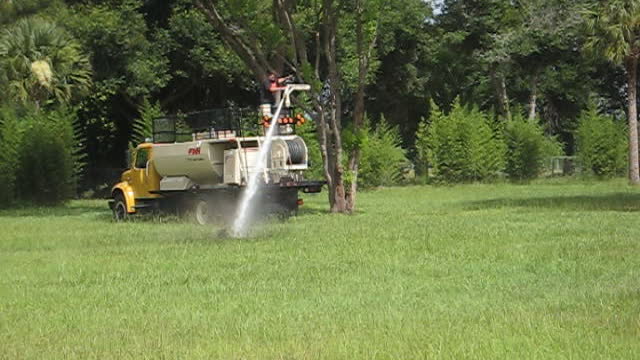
[108,107,323,224]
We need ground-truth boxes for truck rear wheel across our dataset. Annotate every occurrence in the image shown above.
[194,199,211,225]
[113,193,129,222]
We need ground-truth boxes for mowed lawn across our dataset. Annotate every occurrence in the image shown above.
[1,180,640,359]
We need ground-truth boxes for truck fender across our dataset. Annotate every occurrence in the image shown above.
[112,182,136,214]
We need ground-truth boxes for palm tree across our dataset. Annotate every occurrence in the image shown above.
[0,18,92,109]
[585,0,640,185]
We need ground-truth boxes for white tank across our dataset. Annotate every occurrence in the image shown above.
[151,135,308,190]
[152,140,228,187]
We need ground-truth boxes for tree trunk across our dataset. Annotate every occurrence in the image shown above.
[490,66,511,121]
[326,108,347,213]
[345,0,365,212]
[323,0,348,213]
[327,109,348,213]
[499,75,511,121]
[195,1,272,79]
[626,56,640,185]
[528,71,539,122]
[345,0,380,212]
[345,151,360,211]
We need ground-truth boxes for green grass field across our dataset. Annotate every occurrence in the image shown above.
[1,179,639,359]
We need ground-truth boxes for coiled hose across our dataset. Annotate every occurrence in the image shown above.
[286,140,305,165]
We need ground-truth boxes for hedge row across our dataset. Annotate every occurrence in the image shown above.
[0,107,80,207]
[415,100,563,183]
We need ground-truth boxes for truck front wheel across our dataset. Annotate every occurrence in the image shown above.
[113,193,129,222]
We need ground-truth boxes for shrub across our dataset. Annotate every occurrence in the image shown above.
[16,109,79,204]
[358,116,408,188]
[469,111,507,180]
[425,99,506,183]
[131,98,163,146]
[0,108,22,207]
[503,114,562,181]
[575,103,627,177]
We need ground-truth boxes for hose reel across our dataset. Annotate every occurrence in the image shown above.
[286,140,305,165]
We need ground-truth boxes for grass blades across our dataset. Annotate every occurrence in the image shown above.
[1,179,639,359]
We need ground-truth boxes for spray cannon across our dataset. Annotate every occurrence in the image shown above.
[283,84,311,106]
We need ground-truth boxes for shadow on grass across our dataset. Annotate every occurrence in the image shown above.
[0,205,109,218]
[0,199,330,226]
[465,193,640,212]
[297,206,329,217]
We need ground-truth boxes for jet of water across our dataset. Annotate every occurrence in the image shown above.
[231,90,290,237]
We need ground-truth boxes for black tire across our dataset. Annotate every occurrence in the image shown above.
[113,193,129,222]
[269,204,294,220]
[194,198,211,225]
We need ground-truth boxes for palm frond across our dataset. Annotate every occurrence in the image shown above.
[0,17,93,107]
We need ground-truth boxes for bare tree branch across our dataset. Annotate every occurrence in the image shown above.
[195,0,272,79]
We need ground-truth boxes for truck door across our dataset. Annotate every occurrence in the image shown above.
[130,145,160,198]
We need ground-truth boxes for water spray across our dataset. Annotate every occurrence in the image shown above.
[230,88,294,237]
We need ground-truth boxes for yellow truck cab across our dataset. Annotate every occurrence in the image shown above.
[109,143,161,220]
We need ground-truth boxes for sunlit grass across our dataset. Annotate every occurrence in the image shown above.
[1,179,639,359]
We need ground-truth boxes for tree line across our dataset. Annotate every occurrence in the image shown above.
[0,0,638,211]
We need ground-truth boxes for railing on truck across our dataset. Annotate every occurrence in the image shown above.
[152,108,261,144]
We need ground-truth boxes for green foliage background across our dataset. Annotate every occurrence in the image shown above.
[0,0,637,203]
[357,116,409,188]
[503,114,563,181]
[425,100,506,183]
[0,106,80,206]
[0,108,22,206]
[576,103,628,177]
